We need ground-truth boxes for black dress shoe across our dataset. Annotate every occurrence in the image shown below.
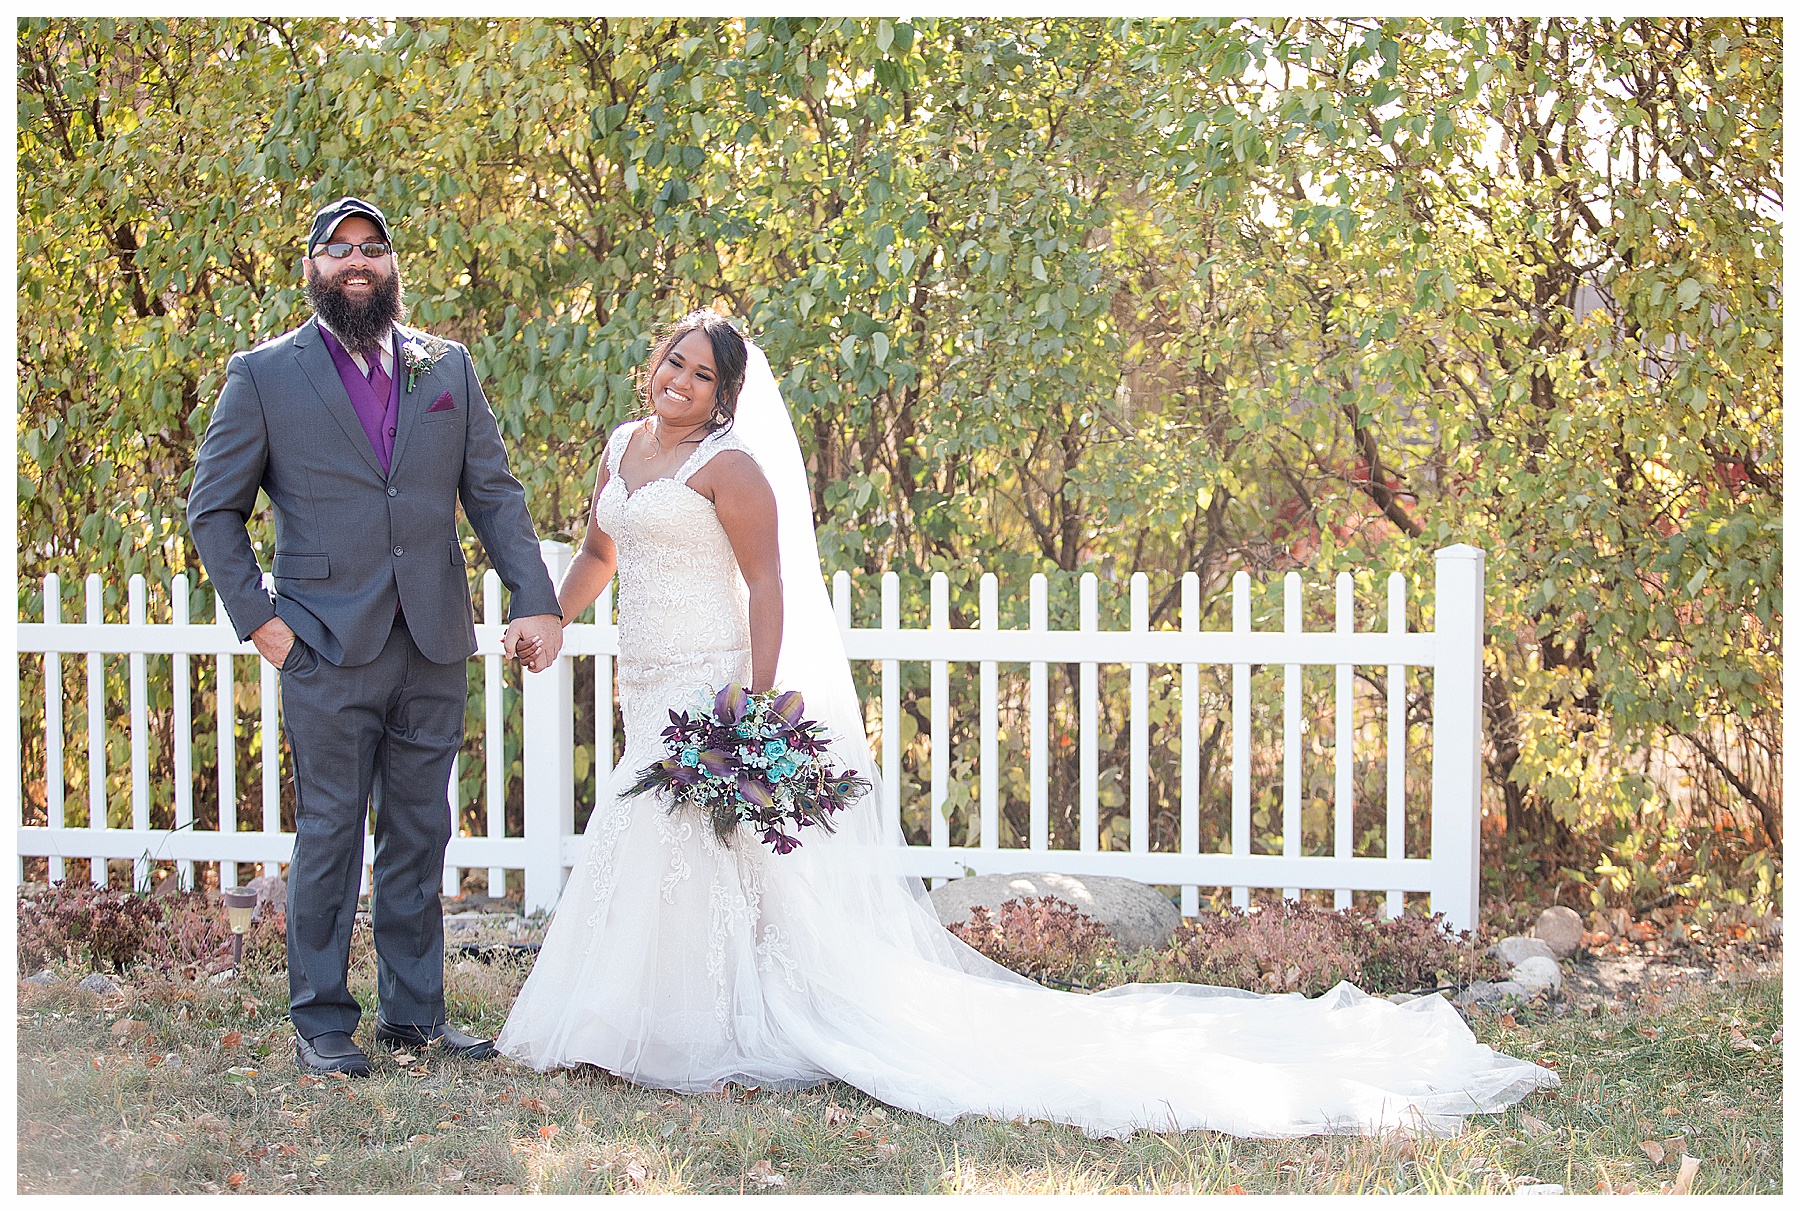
[374,1017,497,1060]
[295,1030,371,1076]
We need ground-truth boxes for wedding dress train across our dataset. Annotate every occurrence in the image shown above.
[495,349,1557,1138]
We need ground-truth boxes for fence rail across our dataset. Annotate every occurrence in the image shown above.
[12,543,1486,930]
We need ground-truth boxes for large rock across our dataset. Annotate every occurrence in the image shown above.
[929,872,1181,952]
[1533,906,1584,958]
[1490,935,1557,967]
[1510,955,1563,996]
[245,873,287,919]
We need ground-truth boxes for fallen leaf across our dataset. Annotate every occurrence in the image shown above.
[1520,1112,1551,1139]
[1224,1184,1248,1195]
[825,1104,853,1125]
[745,1159,785,1188]
[225,1173,246,1187]
[497,1185,518,1195]
[1640,1140,1666,1164]
[520,1097,552,1115]
[624,1164,647,1188]
[851,1127,874,1141]
[1498,1013,1517,1028]
[874,1141,899,1155]
[1661,1106,1681,1117]
[1663,1136,1687,1157]
[1670,1155,1699,1196]
[538,1124,559,1140]
[111,1019,148,1037]
[408,1134,433,1144]
[220,1030,243,1048]
[393,1051,417,1067]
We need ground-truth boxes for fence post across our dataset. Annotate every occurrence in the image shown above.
[521,540,575,915]
[1430,545,1485,933]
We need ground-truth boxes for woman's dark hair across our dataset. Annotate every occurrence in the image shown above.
[640,309,748,431]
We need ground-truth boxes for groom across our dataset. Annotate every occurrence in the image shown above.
[188,197,563,1075]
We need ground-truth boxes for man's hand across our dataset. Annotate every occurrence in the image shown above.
[251,616,299,669]
[503,614,564,673]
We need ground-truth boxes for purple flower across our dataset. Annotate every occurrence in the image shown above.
[770,690,806,725]
[698,749,735,778]
[714,683,750,725]
[736,773,775,808]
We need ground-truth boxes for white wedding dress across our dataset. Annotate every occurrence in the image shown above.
[496,347,1558,1138]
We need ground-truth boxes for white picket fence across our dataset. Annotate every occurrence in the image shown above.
[11,543,1488,930]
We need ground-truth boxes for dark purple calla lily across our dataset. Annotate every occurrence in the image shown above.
[698,749,735,778]
[736,774,775,808]
[770,689,806,725]
[714,683,749,725]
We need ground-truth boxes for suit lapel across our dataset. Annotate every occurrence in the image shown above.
[293,318,386,479]
[386,324,433,479]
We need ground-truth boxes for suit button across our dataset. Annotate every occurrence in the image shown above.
[387,487,398,497]
[393,546,404,557]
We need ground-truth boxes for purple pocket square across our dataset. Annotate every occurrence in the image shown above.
[427,391,456,413]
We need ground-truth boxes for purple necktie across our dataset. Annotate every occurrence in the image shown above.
[367,355,392,404]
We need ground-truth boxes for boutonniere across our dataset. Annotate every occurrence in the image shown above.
[400,333,452,392]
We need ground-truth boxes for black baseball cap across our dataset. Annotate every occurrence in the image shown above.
[307,196,392,254]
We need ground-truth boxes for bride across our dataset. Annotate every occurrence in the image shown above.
[496,310,1558,1138]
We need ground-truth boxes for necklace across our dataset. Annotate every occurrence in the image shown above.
[643,418,707,462]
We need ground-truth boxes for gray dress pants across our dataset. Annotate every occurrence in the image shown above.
[278,616,465,1040]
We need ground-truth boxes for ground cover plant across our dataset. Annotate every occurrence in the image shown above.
[16,893,1781,1195]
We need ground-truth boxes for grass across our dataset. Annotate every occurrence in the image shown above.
[15,926,1782,1194]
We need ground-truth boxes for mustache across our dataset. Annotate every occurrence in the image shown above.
[304,262,407,351]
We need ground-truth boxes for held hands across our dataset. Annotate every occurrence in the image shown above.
[504,614,564,673]
[251,616,299,669]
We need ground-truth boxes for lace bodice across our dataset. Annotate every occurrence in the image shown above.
[594,419,755,747]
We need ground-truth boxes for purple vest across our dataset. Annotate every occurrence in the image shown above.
[318,324,400,475]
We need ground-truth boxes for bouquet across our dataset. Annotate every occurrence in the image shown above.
[623,684,872,854]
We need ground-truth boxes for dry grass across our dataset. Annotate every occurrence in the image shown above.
[15,924,1782,1195]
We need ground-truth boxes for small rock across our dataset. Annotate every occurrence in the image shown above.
[78,973,119,996]
[24,970,58,986]
[929,872,1181,952]
[1533,906,1584,958]
[1457,979,1529,1008]
[1511,955,1563,995]
[1490,936,1557,967]
[164,1053,183,1069]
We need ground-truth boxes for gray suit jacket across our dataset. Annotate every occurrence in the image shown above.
[187,317,560,666]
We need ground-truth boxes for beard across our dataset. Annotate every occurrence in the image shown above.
[304,261,406,353]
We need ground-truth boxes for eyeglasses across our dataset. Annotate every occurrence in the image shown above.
[311,241,392,259]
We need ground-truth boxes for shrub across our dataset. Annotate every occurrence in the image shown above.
[17,883,286,976]
[946,896,1120,988]
[1140,901,1504,997]
[18,882,165,973]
